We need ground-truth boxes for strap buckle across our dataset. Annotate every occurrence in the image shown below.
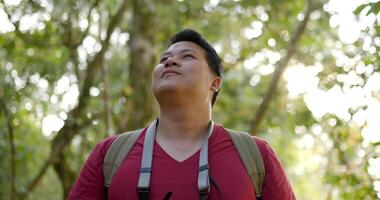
[137,186,149,200]
[199,188,209,200]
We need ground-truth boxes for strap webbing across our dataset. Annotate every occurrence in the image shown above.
[226,129,265,199]
[137,120,157,198]
[103,129,142,187]
[197,121,214,200]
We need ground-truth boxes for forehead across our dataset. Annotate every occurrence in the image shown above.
[164,41,206,56]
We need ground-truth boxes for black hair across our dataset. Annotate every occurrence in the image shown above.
[169,29,223,106]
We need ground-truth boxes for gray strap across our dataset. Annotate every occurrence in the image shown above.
[104,129,142,187]
[197,121,214,195]
[137,120,157,192]
[226,129,265,198]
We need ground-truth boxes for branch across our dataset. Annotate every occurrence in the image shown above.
[59,0,99,86]
[19,0,129,198]
[73,0,101,48]
[53,140,82,199]
[249,0,317,133]
[76,0,127,107]
[60,1,74,49]
[69,49,81,86]
[0,90,17,200]
[0,0,20,32]
[101,62,114,136]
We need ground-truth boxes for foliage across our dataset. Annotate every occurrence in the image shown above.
[0,0,379,199]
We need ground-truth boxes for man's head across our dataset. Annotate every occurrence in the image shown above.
[169,29,223,105]
[152,29,223,107]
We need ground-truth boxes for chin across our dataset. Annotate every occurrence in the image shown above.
[154,85,178,94]
[153,83,186,98]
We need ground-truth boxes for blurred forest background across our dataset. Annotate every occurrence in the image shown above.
[0,0,379,199]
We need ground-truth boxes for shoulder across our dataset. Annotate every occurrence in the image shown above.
[97,135,118,154]
[252,137,296,199]
[216,124,275,162]
[86,135,118,163]
[251,136,273,161]
[97,128,148,158]
[217,125,296,198]
[95,128,147,157]
[216,124,268,148]
[250,136,296,199]
[67,135,118,199]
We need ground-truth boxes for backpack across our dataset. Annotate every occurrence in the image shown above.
[103,128,265,199]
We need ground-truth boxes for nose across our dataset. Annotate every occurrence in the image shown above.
[164,56,179,68]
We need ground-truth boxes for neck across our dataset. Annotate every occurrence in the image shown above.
[156,102,212,141]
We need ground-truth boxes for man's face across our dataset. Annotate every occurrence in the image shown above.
[152,41,219,105]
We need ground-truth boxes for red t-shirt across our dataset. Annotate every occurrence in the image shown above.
[68,125,295,200]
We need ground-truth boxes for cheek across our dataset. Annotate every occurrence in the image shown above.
[152,65,163,79]
[151,67,160,90]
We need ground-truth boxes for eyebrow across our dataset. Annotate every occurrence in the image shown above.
[160,49,196,58]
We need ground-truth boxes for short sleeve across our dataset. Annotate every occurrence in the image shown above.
[68,136,117,200]
[253,137,296,200]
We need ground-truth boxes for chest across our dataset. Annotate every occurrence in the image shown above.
[108,138,256,200]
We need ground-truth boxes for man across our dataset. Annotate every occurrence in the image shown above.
[68,29,295,200]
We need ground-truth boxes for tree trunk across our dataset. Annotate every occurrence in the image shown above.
[53,152,77,199]
[0,91,17,200]
[250,0,316,134]
[102,62,114,136]
[19,1,129,199]
[125,0,157,130]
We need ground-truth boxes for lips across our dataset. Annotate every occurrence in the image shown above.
[161,70,180,78]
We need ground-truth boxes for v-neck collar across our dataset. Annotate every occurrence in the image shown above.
[154,139,201,164]
[137,119,215,198]
[152,119,215,164]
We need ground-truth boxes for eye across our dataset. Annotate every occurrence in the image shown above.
[159,57,168,63]
[183,54,195,59]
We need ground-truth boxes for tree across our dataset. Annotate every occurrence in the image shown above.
[0,0,379,199]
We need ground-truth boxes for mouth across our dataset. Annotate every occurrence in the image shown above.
[161,70,180,78]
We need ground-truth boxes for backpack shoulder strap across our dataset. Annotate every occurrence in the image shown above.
[225,128,265,199]
[103,129,143,187]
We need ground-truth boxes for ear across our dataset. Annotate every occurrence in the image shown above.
[210,76,222,92]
